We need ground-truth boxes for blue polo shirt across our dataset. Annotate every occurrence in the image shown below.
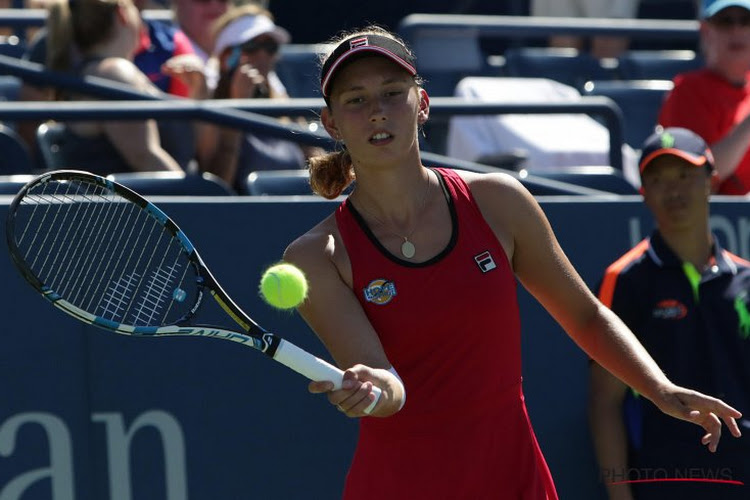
[599,230,750,499]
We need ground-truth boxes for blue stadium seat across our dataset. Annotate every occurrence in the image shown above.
[107,171,235,196]
[0,35,25,62]
[617,50,703,81]
[582,79,673,148]
[410,29,493,96]
[0,174,34,195]
[503,47,617,90]
[245,169,313,196]
[0,75,20,101]
[35,122,70,170]
[275,44,326,98]
[0,123,33,174]
[520,166,638,194]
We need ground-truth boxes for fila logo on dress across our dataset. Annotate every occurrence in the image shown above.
[474,251,497,273]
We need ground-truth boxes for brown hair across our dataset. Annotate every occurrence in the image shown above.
[46,0,122,73]
[309,26,420,199]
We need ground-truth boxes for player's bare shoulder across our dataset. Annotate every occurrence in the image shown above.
[452,168,530,209]
[284,213,349,272]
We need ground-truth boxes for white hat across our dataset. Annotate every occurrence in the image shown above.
[213,14,291,56]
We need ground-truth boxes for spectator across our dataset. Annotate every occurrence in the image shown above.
[589,127,750,500]
[282,27,742,499]
[658,0,750,195]
[171,0,230,89]
[18,0,203,170]
[199,4,309,193]
[530,0,640,58]
[44,0,183,174]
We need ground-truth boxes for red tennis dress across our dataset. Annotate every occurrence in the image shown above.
[335,168,558,499]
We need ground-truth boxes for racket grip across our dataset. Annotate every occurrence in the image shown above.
[273,339,381,414]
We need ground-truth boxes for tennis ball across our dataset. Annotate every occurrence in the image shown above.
[259,263,309,310]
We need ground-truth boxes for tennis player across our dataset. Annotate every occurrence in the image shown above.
[282,26,742,500]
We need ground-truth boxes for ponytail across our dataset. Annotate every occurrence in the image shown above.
[46,0,119,75]
[308,149,355,199]
[46,0,73,74]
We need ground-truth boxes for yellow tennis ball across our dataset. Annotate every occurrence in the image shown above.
[259,263,309,309]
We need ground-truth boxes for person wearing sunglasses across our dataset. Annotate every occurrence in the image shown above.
[198,4,309,193]
[658,0,750,195]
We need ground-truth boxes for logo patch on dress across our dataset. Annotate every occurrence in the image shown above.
[363,279,397,305]
[652,299,687,320]
[474,251,497,273]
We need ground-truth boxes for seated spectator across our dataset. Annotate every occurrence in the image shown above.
[199,4,310,194]
[171,0,230,90]
[530,0,640,58]
[42,0,189,175]
[19,0,203,171]
[658,0,750,195]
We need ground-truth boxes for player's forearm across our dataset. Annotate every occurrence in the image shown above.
[574,304,672,402]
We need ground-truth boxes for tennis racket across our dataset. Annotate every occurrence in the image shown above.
[5,170,380,413]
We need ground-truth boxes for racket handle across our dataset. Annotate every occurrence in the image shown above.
[273,339,381,415]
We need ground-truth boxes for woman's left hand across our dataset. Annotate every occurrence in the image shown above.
[653,383,742,452]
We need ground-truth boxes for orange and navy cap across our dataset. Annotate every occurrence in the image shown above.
[639,127,714,176]
[320,34,417,98]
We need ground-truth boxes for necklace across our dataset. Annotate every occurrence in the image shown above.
[356,171,432,259]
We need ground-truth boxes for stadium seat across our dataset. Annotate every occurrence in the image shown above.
[0,75,20,101]
[617,50,703,81]
[107,171,235,196]
[503,47,617,90]
[35,121,70,170]
[0,174,34,195]
[520,166,639,195]
[0,35,25,61]
[275,44,326,98]
[582,79,673,148]
[0,123,33,174]
[245,169,313,196]
[410,29,492,96]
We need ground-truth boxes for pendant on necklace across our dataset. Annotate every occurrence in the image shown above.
[401,239,416,259]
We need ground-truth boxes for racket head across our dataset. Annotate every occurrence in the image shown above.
[6,170,205,334]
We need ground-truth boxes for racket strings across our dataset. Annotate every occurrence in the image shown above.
[55,184,127,300]
[77,196,142,310]
[12,177,199,328]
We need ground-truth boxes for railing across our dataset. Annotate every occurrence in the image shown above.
[397,14,699,44]
[0,8,172,32]
[0,54,625,172]
[0,50,626,195]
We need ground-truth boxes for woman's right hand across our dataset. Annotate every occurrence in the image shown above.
[309,364,405,418]
[230,63,269,99]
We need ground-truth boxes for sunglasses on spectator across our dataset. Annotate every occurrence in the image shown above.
[709,13,750,29]
[238,38,280,55]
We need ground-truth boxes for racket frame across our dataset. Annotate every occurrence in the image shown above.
[6,170,380,412]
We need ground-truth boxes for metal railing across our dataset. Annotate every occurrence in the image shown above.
[398,14,699,44]
[0,50,626,195]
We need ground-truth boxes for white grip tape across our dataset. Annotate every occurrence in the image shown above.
[273,339,381,414]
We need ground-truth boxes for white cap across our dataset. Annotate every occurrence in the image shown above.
[213,14,291,56]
